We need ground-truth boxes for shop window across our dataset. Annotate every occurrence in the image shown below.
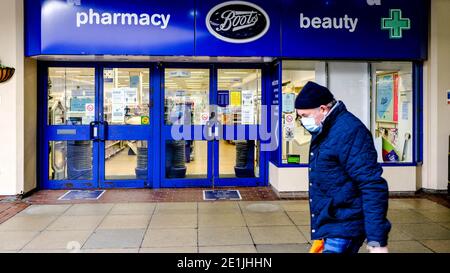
[48,67,95,125]
[371,62,413,163]
[276,60,415,166]
[328,62,371,127]
[281,61,326,164]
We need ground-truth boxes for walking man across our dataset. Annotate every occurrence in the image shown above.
[295,81,391,253]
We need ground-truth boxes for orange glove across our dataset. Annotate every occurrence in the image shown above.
[309,239,324,253]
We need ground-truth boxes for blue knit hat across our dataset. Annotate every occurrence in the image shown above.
[295,81,335,109]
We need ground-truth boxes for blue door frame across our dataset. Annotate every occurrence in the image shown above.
[41,62,100,189]
[160,63,269,188]
[41,62,155,189]
[98,63,154,188]
[213,63,268,187]
[38,61,269,190]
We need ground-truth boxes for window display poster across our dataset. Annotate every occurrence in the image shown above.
[399,73,412,91]
[124,88,138,105]
[241,106,254,124]
[112,89,124,104]
[230,91,241,107]
[112,103,125,123]
[282,93,295,113]
[130,76,140,88]
[241,90,254,106]
[70,97,93,112]
[376,73,398,123]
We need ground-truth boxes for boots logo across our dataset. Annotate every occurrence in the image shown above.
[206,1,270,43]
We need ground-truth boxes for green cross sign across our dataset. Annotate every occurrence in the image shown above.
[381,9,411,39]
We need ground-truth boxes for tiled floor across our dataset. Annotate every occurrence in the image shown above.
[0,198,449,253]
[0,202,29,225]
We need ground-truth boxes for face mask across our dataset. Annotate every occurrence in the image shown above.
[301,116,321,133]
[300,109,329,133]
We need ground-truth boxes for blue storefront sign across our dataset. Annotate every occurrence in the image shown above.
[25,0,429,60]
[26,0,195,56]
[281,0,428,60]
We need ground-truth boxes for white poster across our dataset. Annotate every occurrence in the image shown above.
[124,88,138,105]
[112,104,125,123]
[241,106,254,124]
[112,89,124,104]
[241,90,254,106]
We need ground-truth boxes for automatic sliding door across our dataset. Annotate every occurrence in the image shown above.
[162,68,212,186]
[215,68,262,183]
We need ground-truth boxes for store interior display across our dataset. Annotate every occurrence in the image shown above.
[281,62,317,164]
[279,61,414,165]
[372,63,413,163]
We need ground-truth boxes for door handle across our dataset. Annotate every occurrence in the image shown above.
[90,121,100,141]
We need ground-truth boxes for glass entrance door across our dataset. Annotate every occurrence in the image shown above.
[214,68,264,186]
[161,67,213,187]
[44,65,152,189]
[99,67,152,188]
[45,66,99,189]
[161,65,266,188]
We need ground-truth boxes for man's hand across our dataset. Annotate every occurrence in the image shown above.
[367,246,389,253]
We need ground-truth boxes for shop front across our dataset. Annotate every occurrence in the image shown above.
[25,0,429,191]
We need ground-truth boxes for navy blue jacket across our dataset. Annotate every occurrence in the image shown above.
[308,101,391,246]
